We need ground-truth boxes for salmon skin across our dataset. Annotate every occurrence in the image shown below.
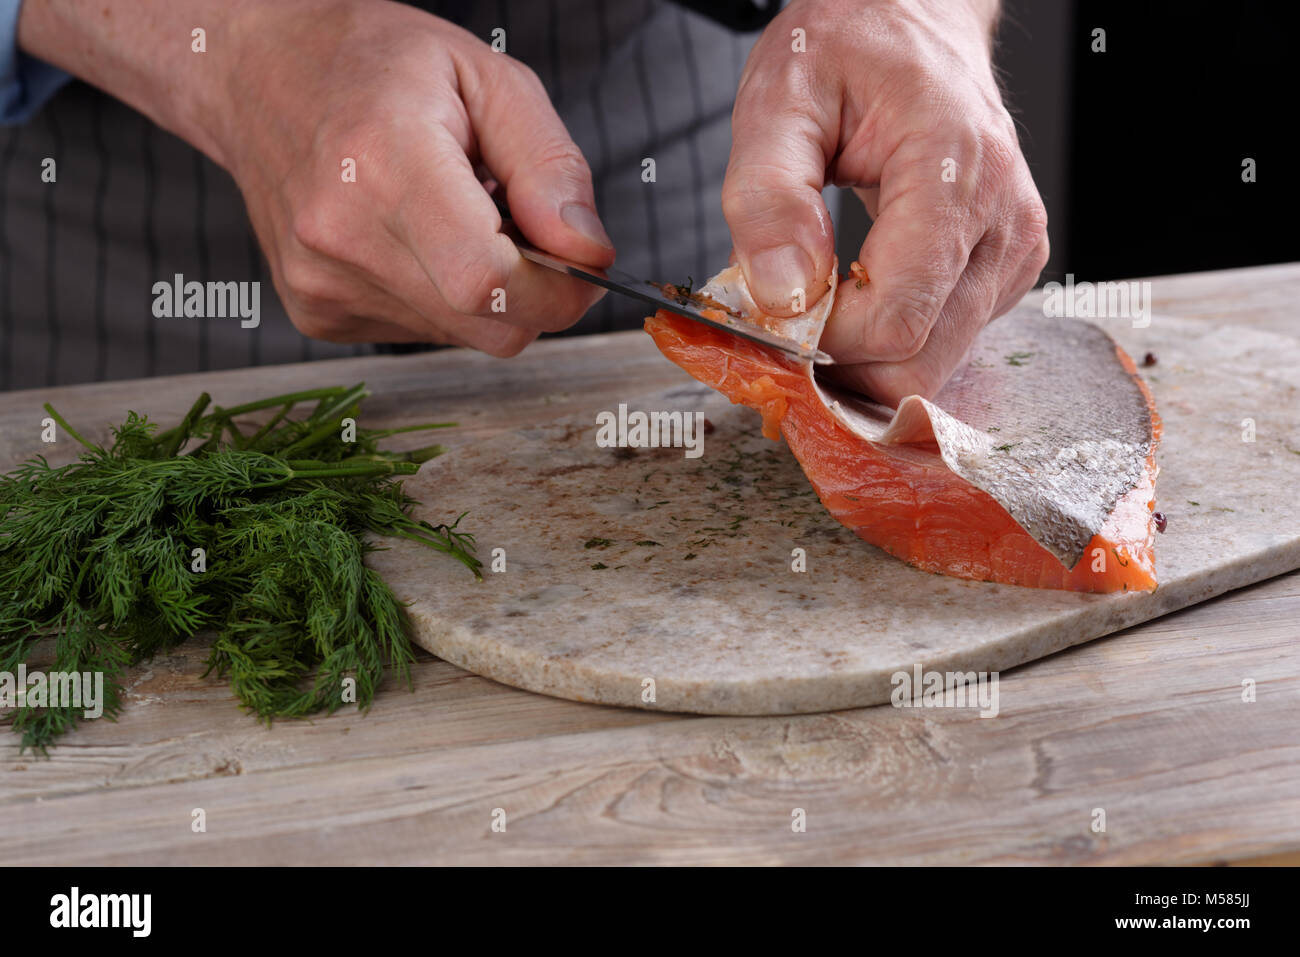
[644,268,1161,593]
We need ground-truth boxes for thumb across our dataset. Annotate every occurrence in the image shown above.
[722,104,834,316]
[462,56,615,267]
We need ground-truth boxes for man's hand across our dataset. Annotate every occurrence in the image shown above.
[21,0,614,355]
[722,0,1049,403]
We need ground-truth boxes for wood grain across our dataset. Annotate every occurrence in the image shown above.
[2,270,1298,865]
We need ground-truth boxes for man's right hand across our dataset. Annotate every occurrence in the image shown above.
[20,0,614,355]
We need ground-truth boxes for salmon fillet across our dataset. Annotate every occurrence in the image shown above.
[645,309,1161,592]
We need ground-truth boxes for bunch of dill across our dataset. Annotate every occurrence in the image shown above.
[0,384,479,753]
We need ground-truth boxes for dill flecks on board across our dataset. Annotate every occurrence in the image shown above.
[0,384,480,753]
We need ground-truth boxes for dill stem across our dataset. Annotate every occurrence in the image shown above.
[42,403,96,450]
[171,387,355,449]
[403,444,446,464]
[281,418,350,458]
[158,392,212,458]
[306,383,368,425]
[216,387,349,419]
[386,527,482,575]
[224,415,247,446]
[243,403,292,448]
[287,462,419,480]
[282,384,369,456]
[333,452,438,467]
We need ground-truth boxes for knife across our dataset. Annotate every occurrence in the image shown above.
[514,239,834,365]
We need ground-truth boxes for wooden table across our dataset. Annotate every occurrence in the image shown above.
[2,264,1298,865]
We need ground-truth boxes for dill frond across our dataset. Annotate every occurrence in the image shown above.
[0,384,477,752]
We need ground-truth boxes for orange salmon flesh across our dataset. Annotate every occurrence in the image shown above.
[645,310,1161,593]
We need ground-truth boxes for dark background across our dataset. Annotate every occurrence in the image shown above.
[836,0,1296,283]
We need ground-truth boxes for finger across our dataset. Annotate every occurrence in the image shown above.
[323,255,549,356]
[821,135,989,363]
[258,228,427,345]
[302,280,539,355]
[459,52,614,267]
[390,232,604,337]
[828,239,1003,405]
[351,284,540,356]
[273,236,543,355]
[310,317,427,344]
[289,170,602,338]
[723,69,835,316]
[990,230,1050,318]
[391,128,605,333]
[436,314,539,357]
[278,285,432,346]
[371,255,545,355]
[296,314,427,345]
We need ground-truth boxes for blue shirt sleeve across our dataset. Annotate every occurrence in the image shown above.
[1,0,72,125]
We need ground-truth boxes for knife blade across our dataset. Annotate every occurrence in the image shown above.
[515,241,834,365]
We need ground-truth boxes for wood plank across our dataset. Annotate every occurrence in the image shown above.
[2,569,1296,865]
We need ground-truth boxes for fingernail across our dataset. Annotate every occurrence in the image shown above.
[560,203,614,250]
[749,245,814,313]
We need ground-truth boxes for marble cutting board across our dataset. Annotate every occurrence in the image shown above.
[367,313,1300,714]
